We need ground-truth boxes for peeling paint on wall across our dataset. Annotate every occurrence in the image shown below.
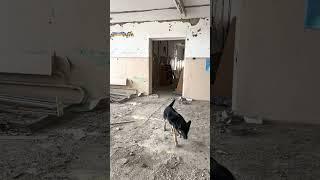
[110,31,134,38]
[111,18,202,26]
[110,18,210,58]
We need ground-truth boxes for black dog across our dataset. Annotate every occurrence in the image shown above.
[163,99,191,146]
[210,157,236,180]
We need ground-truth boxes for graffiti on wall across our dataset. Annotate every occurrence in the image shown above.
[110,31,134,38]
[205,58,210,72]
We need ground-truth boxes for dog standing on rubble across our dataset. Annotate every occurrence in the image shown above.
[163,99,191,146]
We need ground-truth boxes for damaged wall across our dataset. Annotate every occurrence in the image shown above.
[234,0,320,124]
[111,15,210,100]
[0,0,108,110]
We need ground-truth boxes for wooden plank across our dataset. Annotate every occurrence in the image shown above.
[175,69,184,94]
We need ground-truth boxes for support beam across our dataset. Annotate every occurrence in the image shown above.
[173,0,186,17]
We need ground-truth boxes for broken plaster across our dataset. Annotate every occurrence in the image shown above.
[110,18,202,27]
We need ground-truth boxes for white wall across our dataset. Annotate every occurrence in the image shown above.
[0,0,52,75]
[234,0,320,124]
[183,58,210,101]
[111,18,210,58]
[110,1,210,99]
[111,18,210,98]
[0,0,108,102]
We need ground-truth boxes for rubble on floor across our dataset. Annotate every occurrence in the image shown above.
[110,86,137,103]
[0,107,107,179]
[243,116,263,124]
[111,94,210,179]
[147,94,159,98]
[214,109,260,136]
[214,110,243,124]
[213,109,320,179]
[178,97,192,105]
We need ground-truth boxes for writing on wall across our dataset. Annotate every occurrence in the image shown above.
[111,31,134,38]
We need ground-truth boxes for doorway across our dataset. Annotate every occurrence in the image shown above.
[151,40,185,94]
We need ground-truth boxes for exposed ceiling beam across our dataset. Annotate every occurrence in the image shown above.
[110,4,209,14]
[173,0,186,17]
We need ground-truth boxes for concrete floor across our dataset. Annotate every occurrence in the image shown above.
[111,92,210,180]
[213,106,320,180]
[0,109,108,180]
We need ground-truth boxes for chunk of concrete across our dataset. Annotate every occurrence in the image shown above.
[221,111,229,120]
[148,94,159,98]
[244,116,263,124]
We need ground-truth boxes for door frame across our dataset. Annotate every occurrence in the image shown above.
[148,37,186,93]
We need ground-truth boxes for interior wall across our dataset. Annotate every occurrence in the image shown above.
[234,0,320,124]
[0,0,108,102]
[111,17,210,98]
[213,17,236,98]
[183,58,210,101]
[0,0,52,75]
[110,57,149,93]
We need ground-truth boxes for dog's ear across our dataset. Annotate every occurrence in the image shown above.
[187,121,191,129]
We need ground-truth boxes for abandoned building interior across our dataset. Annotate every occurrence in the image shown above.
[0,0,319,179]
[212,0,320,179]
[0,1,108,179]
[110,0,210,179]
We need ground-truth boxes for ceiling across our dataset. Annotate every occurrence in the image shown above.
[110,0,209,13]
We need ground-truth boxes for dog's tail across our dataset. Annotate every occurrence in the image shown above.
[169,99,175,107]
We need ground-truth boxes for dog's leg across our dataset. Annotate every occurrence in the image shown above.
[164,120,167,131]
[173,129,178,146]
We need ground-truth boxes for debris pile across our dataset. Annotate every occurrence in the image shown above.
[214,110,261,136]
[214,110,243,125]
[0,112,34,135]
[178,97,192,105]
[214,110,243,134]
[148,94,159,98]
[110,87,137,103]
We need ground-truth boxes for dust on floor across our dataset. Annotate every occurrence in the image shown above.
[0,108,108,180]
[111,93,210,180]
[212,106,320,180]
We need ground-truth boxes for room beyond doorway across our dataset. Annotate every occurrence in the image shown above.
[151,40,185,94]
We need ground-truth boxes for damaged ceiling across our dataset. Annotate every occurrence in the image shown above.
[110,0,210,23]
[110,0,209,13]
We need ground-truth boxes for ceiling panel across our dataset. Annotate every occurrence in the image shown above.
[111,0,210,12]
[111,0,174,12]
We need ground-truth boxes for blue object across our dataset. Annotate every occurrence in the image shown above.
[305,0,320,29]
[205,58,210,72]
